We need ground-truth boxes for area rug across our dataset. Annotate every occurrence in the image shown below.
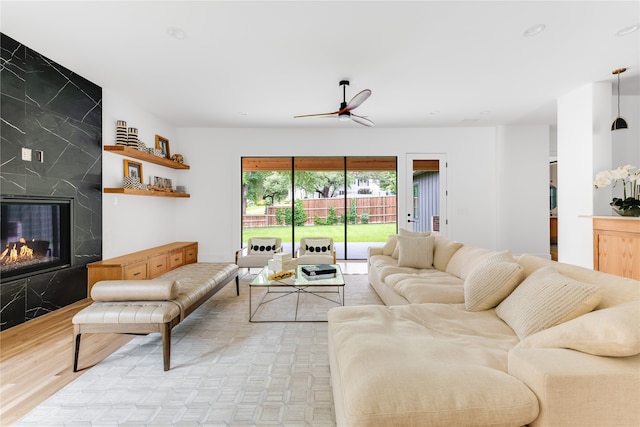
[15,274,381,426]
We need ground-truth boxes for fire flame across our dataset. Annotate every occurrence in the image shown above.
[0,238,35,264]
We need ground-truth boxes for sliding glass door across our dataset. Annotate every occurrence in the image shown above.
[241,156,396,260]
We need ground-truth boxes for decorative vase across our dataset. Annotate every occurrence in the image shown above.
[611,206,640,217]
[116,120,128,146]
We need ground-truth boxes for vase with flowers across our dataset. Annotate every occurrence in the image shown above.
[594,165,640,217]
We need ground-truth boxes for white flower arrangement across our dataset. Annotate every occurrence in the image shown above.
[594,165,640,216]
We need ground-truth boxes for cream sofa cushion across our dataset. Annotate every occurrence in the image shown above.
[496,266,602,339]
[515,301,640,357]
[464,251,524,311]
[433,235,463,271]
[91,280,178,301]
[397,235,435,269]
[446,245,497,280]
[398,228,431,237]
[328,304,539,427]
[393,229,431,258]
[382,234,398,256]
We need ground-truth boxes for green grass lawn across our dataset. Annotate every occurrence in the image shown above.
[242,223,396,243]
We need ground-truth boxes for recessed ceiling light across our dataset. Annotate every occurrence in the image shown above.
[617,24,640,36]
[523,24,546,37]
[167,27,186,39]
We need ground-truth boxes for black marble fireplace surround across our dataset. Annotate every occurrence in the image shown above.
[0,33,103,330]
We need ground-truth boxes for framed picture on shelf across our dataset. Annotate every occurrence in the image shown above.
[124,159,143,182]
[155,135,170,159]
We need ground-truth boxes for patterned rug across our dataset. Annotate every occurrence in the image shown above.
[15,274,382,426]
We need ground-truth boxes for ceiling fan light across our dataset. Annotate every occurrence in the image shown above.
[339,112,350,122]
[611,116,628,131]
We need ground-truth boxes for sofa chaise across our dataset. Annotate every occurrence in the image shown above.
[328,230,640,426]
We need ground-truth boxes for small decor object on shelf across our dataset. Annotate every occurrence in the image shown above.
[116,120,128,146]
[155,135,170,159]
[124,159,143,183]
[171,153,184,164]
[127,127,139,148]
[594,165,640,217]
[137,140,147,152]
[149,176,175,192]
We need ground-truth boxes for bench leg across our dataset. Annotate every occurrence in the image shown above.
[236,275,240,296]
[162,323,171,371]
[73,332,81,372]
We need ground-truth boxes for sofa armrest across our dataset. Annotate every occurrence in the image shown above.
[235,245,248,264]
[508,348,640,427]
[368,246,383,261]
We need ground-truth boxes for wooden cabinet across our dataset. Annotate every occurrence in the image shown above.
[169,250,184,269]
[149,254,169,278]
[103,145,190,198]
[124,261,148,280]
[593,217,640,280]
[87,242,198,297]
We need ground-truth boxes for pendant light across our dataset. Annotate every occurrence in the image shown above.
[611,67,628,131]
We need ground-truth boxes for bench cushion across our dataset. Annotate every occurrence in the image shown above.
[91,280,178,301]
[73,301,181,325]
[156,262,239,318]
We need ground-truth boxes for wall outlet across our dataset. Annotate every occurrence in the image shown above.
[21,147,32,161]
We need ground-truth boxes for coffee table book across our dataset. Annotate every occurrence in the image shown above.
[301,264,337,276]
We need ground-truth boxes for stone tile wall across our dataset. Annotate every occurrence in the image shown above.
[0,33,102,330]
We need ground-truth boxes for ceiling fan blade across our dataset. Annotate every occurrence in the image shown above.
[351,113,375,127]
[293,111,339,119]
[344,89,371,111]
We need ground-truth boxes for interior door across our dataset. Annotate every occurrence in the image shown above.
[405,154,447,235]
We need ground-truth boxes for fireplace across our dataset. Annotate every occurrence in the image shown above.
[1,196,73,281]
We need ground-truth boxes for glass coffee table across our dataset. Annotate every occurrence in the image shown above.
[249,264,345,322]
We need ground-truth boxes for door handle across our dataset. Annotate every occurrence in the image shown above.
[407,219,417,223]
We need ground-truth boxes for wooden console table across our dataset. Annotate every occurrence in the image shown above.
[87,242,198,297]
[593,217,640,280]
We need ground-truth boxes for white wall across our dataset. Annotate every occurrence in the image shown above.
[101,89,184,258]
[172,127,549,262]
[496,126,551,258]
[557,82,612,268]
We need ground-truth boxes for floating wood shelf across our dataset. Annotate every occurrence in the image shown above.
[104,145,190,169]
[104,188,190,198]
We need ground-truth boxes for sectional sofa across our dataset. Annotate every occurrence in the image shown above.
[327,230,640,427]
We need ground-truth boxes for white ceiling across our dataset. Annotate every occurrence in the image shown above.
[2,1,639,129]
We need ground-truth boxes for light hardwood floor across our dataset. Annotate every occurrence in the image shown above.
[0,262,367,425]
[0,299,132,425]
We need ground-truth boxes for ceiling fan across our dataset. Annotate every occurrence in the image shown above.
[294,80,374,127]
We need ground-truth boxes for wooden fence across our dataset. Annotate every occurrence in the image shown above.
[242,196,397,227]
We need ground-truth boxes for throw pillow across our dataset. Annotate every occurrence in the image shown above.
[464,251,524,311]
[515,301,640,357]
[496,266,602,339]
[305,238,332,253]
[249,238,277,254]
[396,235,435,269]
[398,228,431,238]
[382,234,398,257]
